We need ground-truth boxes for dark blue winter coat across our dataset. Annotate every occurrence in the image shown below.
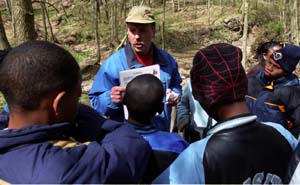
[246,71,300,137]
[0,105,151,184]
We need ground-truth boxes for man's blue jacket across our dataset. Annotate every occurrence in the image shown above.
[0,105,151,184]
[88,42,182,131]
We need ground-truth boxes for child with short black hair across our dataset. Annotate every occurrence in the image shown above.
[123,74,188,182]
[0,40,151,183]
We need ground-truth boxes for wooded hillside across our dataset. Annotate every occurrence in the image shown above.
[0,0,299,108]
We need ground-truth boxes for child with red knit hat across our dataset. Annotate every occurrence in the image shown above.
[153,43,297,184]
[246,44,300,138]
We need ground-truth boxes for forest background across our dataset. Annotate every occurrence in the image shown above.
[0,0,299,109]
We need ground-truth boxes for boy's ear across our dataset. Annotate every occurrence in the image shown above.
[262,53,268,61]
[53,91,66,116]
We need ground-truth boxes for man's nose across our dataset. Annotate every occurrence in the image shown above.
[134,33,140,39]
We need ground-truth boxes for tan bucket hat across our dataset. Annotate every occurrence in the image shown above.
[125,6,155,24]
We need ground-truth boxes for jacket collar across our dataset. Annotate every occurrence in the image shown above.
[124,41,168,68]
[207,114,257,136]
[124,120,158,135]
[0,122,73,150]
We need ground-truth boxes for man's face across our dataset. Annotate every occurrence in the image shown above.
[264,58,285,79]
[127,23,155,55]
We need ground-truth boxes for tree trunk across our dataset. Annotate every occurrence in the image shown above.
[171,0,176,12]
[5,0,12,17]
[0,11,11,49]
[231,0,236,7]
[241,0,245,18]
[282,0,287,36]
[220,0,223,14]
[161,0,166,50]
[207,0,211,25]
[139,0,145,6]
[111,0,118,47]
[40,1,48,41]
[121,0,127,20]
[254,0,258,9]
[94,0,101,64]
[193,0,197,18]
[280,0,284,22]
[44,2,56,42]
[102,0,109,23]
[242,0,248,68]
[5,0,15,39]
[60,0,69,23]
[291,0,299,45]
[11,0,37,44]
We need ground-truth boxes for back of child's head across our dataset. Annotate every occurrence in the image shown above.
[191,43,247,119]
[0,40,80,111]
[123,74,164,124]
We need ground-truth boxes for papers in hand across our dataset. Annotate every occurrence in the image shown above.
[119,64,160,87]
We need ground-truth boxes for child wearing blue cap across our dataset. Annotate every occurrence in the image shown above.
[246,44,300,138]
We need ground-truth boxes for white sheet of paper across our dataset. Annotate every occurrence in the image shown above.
[119,64,160,87]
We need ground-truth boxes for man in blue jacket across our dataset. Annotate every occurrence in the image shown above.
[88,6,182,131]
[153,43,297,184]
[0,40,151,183]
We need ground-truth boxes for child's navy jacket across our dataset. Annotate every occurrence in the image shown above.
[0,105,151,183]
